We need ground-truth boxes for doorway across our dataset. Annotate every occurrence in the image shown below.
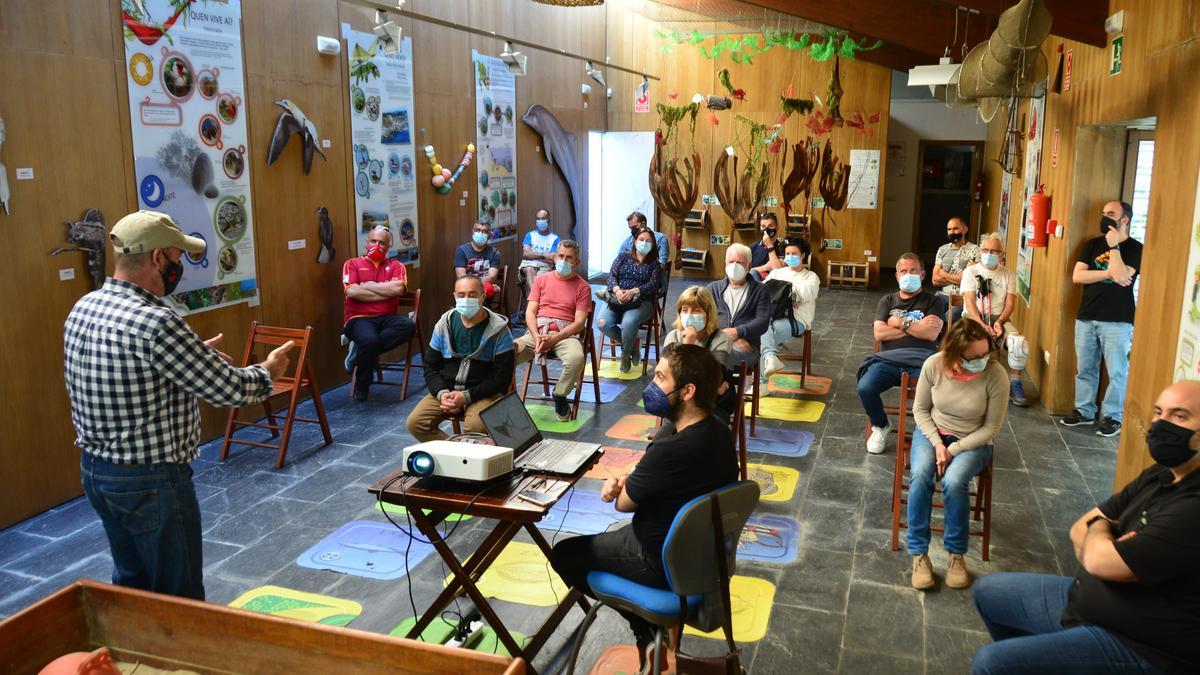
[586,130,656,279]
[911,141,984,264]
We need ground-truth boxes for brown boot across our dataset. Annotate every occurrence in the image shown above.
[946,553,971,589]
[911,554,935,590]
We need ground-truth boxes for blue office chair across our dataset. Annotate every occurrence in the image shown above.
[566,480,761,675]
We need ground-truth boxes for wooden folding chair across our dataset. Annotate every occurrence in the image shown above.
[745,359,762,435]
[599,298,663,375]
[657,265,672,333]
[220,322,332,468]
[777,328,815,386]
[729,361,750,480]
[888,371,993,560]
[492,265,510,316]
[364,290,424,400]
[519,310,601,420]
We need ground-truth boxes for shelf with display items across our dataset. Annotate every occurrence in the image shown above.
[827,260,869,289]
[683,208,710,229]
[679,247,709,271]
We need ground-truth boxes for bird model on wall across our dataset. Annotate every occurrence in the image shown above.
[315,206,335,264]
[50,208,107,290]
[267,99,326,175]
[522,105,584,239]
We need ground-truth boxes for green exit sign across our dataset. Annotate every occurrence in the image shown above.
[1110,35,1124,76]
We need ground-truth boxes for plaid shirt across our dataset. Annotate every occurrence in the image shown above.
[63,278,272,464]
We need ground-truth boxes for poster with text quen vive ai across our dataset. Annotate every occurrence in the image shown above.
[473,50,518,243]
[122,0,258,314]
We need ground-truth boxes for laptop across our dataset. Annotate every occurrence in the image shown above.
[479,393,603,475]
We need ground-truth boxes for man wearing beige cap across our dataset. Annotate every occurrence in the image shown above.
[63,210,294,600]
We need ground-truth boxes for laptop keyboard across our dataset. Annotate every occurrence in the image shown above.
[519,440,580,469]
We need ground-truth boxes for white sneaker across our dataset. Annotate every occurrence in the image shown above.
[762,354,785,378]
[866,425,889,454]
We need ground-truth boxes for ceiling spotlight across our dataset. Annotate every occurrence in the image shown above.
[500,41,527,76]
[585,61,607,87]
[374,10,400,55]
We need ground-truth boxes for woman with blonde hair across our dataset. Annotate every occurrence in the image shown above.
[662,285,736,424]
[908,318,1008,592]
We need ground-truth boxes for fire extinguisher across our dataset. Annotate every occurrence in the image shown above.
[1030,185,1050,247]
[973,175,985,203]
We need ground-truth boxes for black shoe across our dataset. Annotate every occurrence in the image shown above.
[1060,409,1095,427]
[1096,417,1122,437]
[553,395,572,422]
[353,389,369,402]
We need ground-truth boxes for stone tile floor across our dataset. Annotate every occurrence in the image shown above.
[0,285,1117,673]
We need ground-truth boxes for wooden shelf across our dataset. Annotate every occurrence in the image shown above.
[827,260,870,289]
[679,247,709,270]
[683,209,710,229]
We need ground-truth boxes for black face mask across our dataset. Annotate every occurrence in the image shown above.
[1100,216,1120,235]
[1146,419,1199,468]
[947,232,963,243]
[159,257,184,296]
[763,227,777,238]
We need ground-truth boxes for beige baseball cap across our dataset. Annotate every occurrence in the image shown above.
[110,210,206,255]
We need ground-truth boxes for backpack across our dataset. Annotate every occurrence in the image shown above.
[764,279,802,337]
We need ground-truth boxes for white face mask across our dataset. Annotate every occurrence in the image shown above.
[981,252,1000,269]
[681,312,706,331]
[726,263,747,282]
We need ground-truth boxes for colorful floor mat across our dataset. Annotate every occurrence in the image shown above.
[526,403,595,433]
[296,520,435,580]
[229,585,362,626]
[745,397,825,422]
[596,361,647,380]
[745,427,813,457]
[737,514,801,565]
[746,463,800,503]
[604,414,658,442]
[766,373,832,396]
[536,487,633,536]
[376,502,471,523]
[444,541,567,607]
[578,380,628,403]
[584,446,645,480]
[684,575,775,643]
[390,616,530,657]
[589,645,677,675]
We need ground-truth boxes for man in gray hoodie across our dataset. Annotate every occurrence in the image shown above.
[406,275,515,441]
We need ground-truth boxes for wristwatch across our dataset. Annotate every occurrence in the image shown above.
[1085,514,1112,528]
[901,317,914,331]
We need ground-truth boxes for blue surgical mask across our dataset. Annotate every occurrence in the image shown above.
[681,313,705,331]
[472,232,489,246]
[962,355,990,373]
[555,259,573,276]
[898,273,922,293]
[642,381,677,418]
[981,252,999,269]
[635,240,652,255]
[784,254,802,268]
[455,297,481,317]
[535,219,549,231]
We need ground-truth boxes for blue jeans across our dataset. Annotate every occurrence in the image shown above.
[1073,320,1132,422]
[80,453,205,600]
[857,361,922,429]
[907,432,991,555]
[759,317,806,358]
[971,573,1163,674]
[598,300,653,356]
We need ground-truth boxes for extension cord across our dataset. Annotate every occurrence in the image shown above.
[445,620,485,649]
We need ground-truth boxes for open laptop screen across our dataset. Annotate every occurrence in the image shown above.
[478,392,541,457]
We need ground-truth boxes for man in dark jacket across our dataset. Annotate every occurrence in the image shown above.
[705,243,771,367]
[406,276,515,441]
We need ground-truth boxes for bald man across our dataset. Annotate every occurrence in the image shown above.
[971,380,1200,674]
[932,216,980,319]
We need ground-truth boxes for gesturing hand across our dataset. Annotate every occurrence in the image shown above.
[204,333,234,364]
[261,340,295,381]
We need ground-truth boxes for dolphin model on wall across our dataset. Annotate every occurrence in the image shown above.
[521,104,583,239]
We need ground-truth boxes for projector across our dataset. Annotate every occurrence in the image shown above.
[402,441,514,481]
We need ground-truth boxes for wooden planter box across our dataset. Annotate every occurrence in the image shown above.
[0,580,523,675]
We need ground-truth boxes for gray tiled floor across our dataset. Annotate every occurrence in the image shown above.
[0,284,1117,673]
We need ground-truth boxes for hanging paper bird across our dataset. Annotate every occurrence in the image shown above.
[50,208,107,290]
[267,99,327,175]
[717,69,746,101]
[315,206,335,264]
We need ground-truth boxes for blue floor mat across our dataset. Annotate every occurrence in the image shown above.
[296,520,435,580]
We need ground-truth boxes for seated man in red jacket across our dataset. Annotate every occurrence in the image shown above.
[342,226,414,401]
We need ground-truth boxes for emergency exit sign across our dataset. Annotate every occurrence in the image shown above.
[1110,35,1124,76]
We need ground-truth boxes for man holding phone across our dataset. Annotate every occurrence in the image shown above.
[549,344,738,671]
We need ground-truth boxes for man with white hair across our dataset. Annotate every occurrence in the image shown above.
[961,233,1029,406]
[705,243,771,367]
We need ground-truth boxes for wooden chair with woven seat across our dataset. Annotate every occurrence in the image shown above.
[220,322,332,468]
[361,290,425,400]
[519,310,601,420]
[888,371,994,560]
[599,297,663,376]
[776,328,815,387]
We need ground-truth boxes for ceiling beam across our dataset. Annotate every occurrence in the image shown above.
[926,0,1108,48]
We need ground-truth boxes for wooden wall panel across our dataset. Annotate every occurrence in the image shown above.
[974,0,1200,488]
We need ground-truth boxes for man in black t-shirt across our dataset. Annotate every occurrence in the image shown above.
[973,380,1200,674]
[550,343,739,667]
[749,212,785,280]
[454,220,503,307]
[858,253,947,454]
[1061,200,1143,438]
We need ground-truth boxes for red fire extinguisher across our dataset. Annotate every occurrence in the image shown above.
[1029,185,1050,248]
[973,175,985,203]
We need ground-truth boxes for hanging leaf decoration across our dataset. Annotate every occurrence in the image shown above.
[657,28,882,65]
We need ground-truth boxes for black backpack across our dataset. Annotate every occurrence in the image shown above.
[764,279,802,338]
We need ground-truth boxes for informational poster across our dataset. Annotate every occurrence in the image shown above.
[1173,172,1200,381]
[473,50,518,242]
[345,30,419,265]
[122,0,257,313]
[848,149,880,209]
[1016,92,1047,304]
[998,169,1014,245]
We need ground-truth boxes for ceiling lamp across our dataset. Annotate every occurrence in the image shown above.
[500,41,527,76]
[907,56,959,95]
[374,10,400,55]
[585,61,607,87]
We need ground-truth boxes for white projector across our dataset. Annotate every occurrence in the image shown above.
[402,440,514,481]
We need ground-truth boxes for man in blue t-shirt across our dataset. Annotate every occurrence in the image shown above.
[454,220,502,305]
[519,208,560,290]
